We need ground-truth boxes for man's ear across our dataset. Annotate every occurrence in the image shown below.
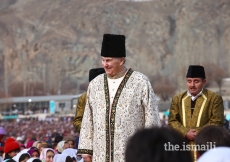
[120,57,125,65]
[202,79,206,84]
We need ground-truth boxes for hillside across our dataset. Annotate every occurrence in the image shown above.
[0,0,230,97]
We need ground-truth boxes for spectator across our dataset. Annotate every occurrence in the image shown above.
[39,148,55,162]
[195,125,230,159]
[56,141,65,154]
[32,141,42,149]
[197,147,230,162]
[63,135,75,149]
[19,144,26,151]
[16,137,24,145]
[4,138,20,161]
[38,142,49,155]
[62,148,77,160]
[0,127,6,147]
[28,147,40,158]
[53,154,73,162]
[12,151,30,162]
[26,140,35,149]
[52,136,63,153]
[125,127,192,162]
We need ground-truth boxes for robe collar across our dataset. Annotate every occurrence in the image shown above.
[187,88,203,101]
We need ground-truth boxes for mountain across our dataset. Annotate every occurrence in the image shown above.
[0,0,230,97]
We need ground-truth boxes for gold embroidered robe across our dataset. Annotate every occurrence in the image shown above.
[78,69,161,162]
[72,92,87,132]
[168,89,224,137]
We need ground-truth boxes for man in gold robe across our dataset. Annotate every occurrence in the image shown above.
[168,65,224,160]
[78,34,161,162]
[72,68,105,132]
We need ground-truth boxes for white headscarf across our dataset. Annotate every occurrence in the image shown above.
[56,141,65,153]
[12,149,30,162]
[62,148,77,159]
[39,148,55,161]
[197,147,230,162]
[53,154,69,162]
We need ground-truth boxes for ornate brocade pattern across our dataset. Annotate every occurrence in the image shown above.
[104,68,133,162]
[78,70,161,162]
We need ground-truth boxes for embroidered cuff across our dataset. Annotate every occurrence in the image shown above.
[78,149,93,155]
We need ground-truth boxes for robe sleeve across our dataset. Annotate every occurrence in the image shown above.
[77,87,94,156]
[141,78,161,127]
[72,93,87,132]
[195,95,224,133]
[168,96,190,137]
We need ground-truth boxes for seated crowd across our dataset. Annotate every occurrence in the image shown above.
[1,118,230,162]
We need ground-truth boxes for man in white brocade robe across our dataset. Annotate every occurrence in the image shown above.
[78,34,161,162]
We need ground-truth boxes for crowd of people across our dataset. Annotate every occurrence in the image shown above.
[0,117,80,162]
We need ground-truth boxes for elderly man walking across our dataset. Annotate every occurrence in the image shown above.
[78,34,161,162]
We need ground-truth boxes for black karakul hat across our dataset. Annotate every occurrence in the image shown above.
[89,68,105,82]
[101,34,126,57]
[186,65,206,79]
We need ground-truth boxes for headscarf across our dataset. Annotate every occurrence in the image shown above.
[28,147,40,157]
[32,141,41,148]
[39,148,55,161]
[53,154,69,162]
[62,148,77,159]
[63,135,75,143]
[12,149,30,162]
[56,141,65,153]
[26,140,35,148]
[197,147,230,162]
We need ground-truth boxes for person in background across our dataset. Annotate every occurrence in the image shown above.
[78,34,160,162]
[32,141,42,150]
[12,151,30,162]
[52,136,63,154]
[28,147,40,158]
[197,147,230,162]
[3,138,20,161]
[195,125,230,159]
[0,127,6,147]
[19,144,26,151]
[53,154,73,162]
[72,68,105,133]
[56,141,65,154]
[38,142,49,155]
[39,148,55,162]
[62,148,77,161]
[63,135,76,150]
[16,137,24,145]
[168,65,224,161]
[26,140,35,149]
[125,127,192,162]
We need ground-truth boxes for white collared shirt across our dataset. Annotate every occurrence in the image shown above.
[107,76,125,108]
[187,89,203,101]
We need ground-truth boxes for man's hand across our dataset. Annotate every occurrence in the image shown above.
[186,129,196,141]
[81,154,92,162]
